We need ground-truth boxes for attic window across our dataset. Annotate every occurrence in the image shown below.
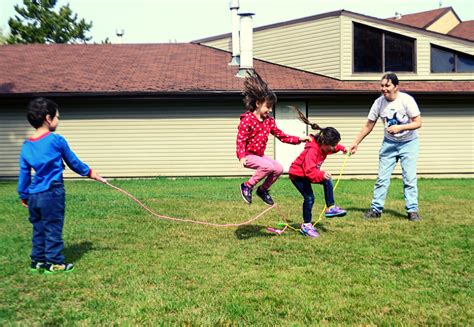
[353,23,415,73]
[431,44,474,73]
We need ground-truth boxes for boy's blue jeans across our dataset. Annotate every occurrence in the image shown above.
[28,181,66,264]
[291,177,334,224]
[371,138,419,213]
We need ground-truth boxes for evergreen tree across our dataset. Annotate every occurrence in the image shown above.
[7,0,93,44]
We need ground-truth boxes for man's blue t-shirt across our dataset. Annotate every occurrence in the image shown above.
[18,132,90,200]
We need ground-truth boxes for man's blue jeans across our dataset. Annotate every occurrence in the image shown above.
[371,138,419,213]
[28,181,66,264]
[291,177,335,224]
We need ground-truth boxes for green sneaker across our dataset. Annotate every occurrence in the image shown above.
[44,262,74,274]
[30,261,46,273]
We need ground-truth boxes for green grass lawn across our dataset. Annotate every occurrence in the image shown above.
[1,177,472,325]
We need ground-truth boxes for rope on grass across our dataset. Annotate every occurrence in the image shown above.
[313,153,351,225]
[104,181,289,228]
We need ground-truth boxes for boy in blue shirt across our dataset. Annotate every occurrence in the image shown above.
[18,97,105,274]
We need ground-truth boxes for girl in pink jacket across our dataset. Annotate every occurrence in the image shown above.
[288,111,347,238]
[236,70,310,205]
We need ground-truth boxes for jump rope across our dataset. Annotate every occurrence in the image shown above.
[102,152,351,236]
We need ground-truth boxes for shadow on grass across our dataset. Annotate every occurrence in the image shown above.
[63,241,94,262]
[235,222,329,239]
[346,207,407,219]
[235,225,274,239]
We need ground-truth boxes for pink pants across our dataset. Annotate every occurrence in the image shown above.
[244,155,284,189]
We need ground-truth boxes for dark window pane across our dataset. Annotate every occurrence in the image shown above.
[354,24,382,72]
[385,33,414,72]
[456,53,474,73]
[431,46,454,72]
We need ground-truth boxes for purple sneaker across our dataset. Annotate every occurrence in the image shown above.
[240,183,253,204]
[325,205,347,218]
[300,223,320,238]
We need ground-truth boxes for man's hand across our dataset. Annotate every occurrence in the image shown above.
[387,125,403,134]
[349,144,358,155]
[21,199,28,208]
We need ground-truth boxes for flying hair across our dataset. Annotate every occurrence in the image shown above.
[242,69,277,111]
[289,106,321,130]
[289,106,341,146]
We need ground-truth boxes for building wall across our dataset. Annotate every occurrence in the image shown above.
[341,14,474,80]
[0,99,271,178]
[307,96,473,177]
[1,97,472,179]
[203,16,342,79]
[201,13,473,81]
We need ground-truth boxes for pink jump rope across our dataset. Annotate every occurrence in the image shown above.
[99,153,349,235]
[266,152,351,235]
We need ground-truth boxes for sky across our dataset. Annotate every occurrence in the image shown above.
[1,0,473,44]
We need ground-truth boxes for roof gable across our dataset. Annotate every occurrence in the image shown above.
[385,7,455,29]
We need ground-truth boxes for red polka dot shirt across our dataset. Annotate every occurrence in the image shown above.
[236,111,301,160]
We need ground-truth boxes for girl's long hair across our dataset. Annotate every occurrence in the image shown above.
[242,69,277,111]
[290,106,341,146]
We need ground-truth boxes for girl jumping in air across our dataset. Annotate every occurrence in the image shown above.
[236,70,311,205]
[289,109,347,238]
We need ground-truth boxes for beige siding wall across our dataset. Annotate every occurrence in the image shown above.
[203,16,342,79]
[308,98,473,177]
[340,15,474,81]
[426,11,461,34]
[203,14,472,81]
[0,101,272,178]
[1,98,471,179]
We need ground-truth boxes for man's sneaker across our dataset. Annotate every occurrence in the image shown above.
[407,212,421,222]
[300,223,320,238]
[30,261,46,273]
[240,183,253,204]
[44,262,74,274]
[364,209,382,219]
[256,186,274,206]
[325,205,347,218]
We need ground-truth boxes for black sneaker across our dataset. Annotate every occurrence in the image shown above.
[256,186,274,206]
[407,212,421,221]
[30,261,46,273]
[44,262,74,274]
[240,183,253,204]
[364,209,382,219]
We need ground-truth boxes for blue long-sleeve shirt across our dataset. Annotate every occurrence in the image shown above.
[18,132,91,200]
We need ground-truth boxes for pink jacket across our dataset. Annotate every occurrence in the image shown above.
[289,135,345,183]
[236,111,300,159]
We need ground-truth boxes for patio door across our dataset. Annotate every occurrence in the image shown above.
[274,102,308,172]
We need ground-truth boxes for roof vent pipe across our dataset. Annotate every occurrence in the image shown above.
[236,13,254,78]
[229,0,240,66]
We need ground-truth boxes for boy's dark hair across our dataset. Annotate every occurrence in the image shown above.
[291,106,341,146]
[27,97,58,128]
[242,69,277,111]
[381,72,399,86]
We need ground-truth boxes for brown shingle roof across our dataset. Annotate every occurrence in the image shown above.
[448,21,474,41]
[385,7,454,29]
[0,43,472,96]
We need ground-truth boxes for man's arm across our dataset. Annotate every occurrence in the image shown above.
[350,120,376,154]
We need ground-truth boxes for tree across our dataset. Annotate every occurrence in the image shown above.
[7,0,93,44]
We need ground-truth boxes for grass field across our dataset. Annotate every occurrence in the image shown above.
[1,177,472,325]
